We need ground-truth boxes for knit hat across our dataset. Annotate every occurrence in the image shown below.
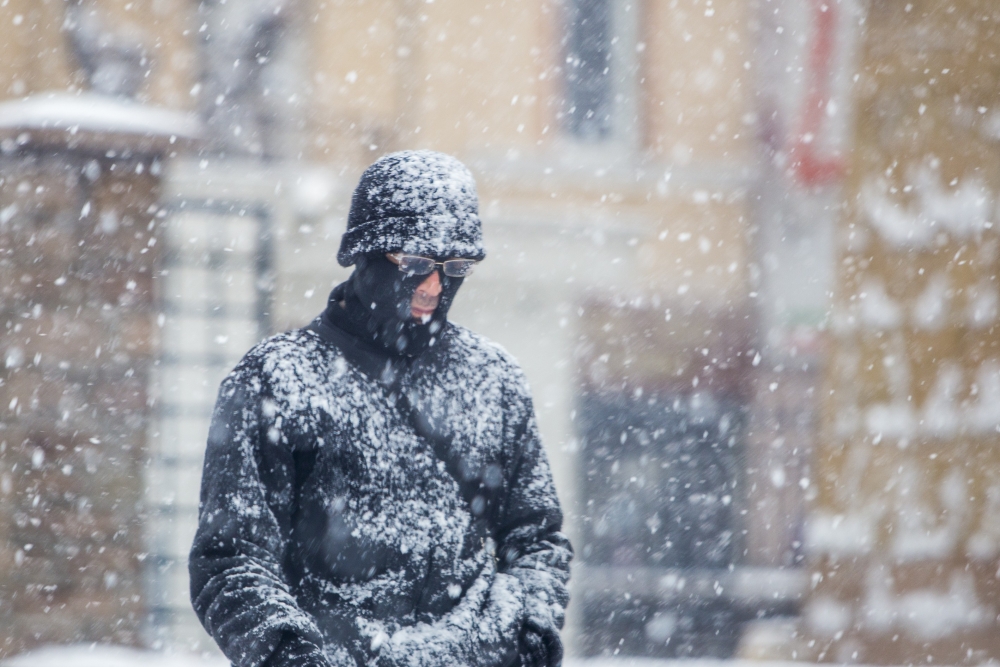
[337,150,486,267]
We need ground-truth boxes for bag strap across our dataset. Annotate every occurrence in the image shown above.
[305,319,497,521]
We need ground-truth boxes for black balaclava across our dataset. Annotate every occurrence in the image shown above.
[323,254,463,359]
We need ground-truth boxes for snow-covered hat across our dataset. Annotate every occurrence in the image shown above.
[337,150,485,267]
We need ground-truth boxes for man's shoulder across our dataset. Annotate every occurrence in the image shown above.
[229,327,346,386]
[225,327,357,408]
[240,328,323,366]
[445,323,514,363]
[442,324,528,386]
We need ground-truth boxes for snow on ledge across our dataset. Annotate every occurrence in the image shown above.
[0,92,203,141]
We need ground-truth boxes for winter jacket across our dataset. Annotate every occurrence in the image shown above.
[188,319,572,667]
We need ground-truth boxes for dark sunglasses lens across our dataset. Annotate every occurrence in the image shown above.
[442,260,476,277]
[397,256,435,275]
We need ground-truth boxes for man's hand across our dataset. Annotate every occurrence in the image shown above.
[263,631,333,667]
[374,563,526,667]
[518,618,563,667]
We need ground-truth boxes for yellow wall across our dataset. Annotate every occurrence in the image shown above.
[642,0,751,164]
[808,1,1000,663]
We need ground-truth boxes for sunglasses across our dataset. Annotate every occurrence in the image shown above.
[388,253,478,278]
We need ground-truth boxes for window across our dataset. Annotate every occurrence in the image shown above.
[564,0,614,140]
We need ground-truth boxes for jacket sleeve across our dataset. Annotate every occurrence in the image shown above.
[495,392,574,667]
[188,367,347,667]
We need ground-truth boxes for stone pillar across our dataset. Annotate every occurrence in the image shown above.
[805,2,1000,663]
[0,94,198,657]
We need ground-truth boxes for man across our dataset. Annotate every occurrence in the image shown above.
[189,150,573,667]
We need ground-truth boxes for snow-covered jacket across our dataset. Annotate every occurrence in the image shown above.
[189,321,572,667]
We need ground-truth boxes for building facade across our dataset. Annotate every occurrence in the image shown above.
[9,0,980,663]
[802,1,1000,664]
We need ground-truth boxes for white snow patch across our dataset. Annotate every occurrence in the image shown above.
[912,273,949,330]
[967,483,1000,560]
[863,570,991,641]
[860,359,1000,439]
[865,402,915,440]
[968,360,1000,433]
[805,511,876,556]
[891,466,966,562]
[921,363,962,438]
[858,279,902,329]
[0,645,227,667]
[967,280,999,328]
[0,92,203,139]
[861,166,993,249]
[804,595,852,637]
[837,355,1000,444]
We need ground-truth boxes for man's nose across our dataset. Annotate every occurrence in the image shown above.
[418,270,443,297]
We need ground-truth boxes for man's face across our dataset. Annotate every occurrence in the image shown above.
[385,253,443,321]
[410,270,442,322]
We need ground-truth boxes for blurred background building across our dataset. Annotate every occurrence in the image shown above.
[1,0,999,665]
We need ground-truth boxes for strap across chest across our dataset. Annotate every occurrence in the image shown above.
[304,320,502,525]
